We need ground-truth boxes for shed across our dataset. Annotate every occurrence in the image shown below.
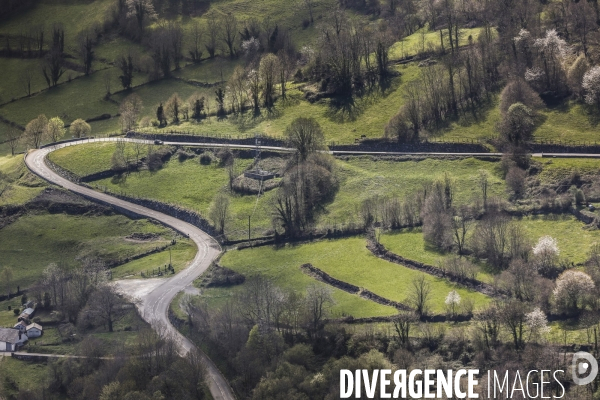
[0,328,27,352]
[13,321,27,333]
[20,308,34,319]
[26,323,42,338]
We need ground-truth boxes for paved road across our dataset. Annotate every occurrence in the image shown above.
[24,144,236,400]
[47,136,600,158]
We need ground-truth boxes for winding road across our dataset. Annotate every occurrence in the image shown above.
[24,142,236,400]
[21,136,600,399]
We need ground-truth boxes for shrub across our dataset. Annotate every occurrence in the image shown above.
[199,153,212,165]
[506,166,527,198]
[13,308,20,316]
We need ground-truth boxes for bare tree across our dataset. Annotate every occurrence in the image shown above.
[41,47,64,88]
[6,128,20,156]
[392,311,417,347]
[209,193,230,235]
[103,70,112,95]
[478,169,489,208]
[119,93,143,133]
[87,285,129,332]
[452,205,472,254]
[499,300,528,350]
[302,0,315,24]
[220,12,238,59]
[189,21,203,63]
[19,67,34,97]
[205,12,219,58]
[165,93,182,123]
[409,274,431,316]
[304,284,334,339]
[77,30,95,75]
[260,53,280,108]
[284,117,325,161]
[126,0,157,38]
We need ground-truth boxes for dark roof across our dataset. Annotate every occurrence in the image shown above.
[0,327,20,344]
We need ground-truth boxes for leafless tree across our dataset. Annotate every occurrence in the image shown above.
[119,93,143,132]
[205,12,219,58]
[392,311,417,347]
[87,284,129,332]
[452,205,472,254]
[41,47,64,88]
[165,93,182,123]
[478,169,488,208]
[220,13,238,59]
[302,0,315,24]
[19,67,34,97]
[284,117,325,161]
[209,193,230,235]
[189,21,203,63]
[6,128,20,156]
[260,53,280,108]
[499,300,528,350]
[409,274,431,316]
[77,30,95,75]
[304,284,334,338]
[126,0,157,38]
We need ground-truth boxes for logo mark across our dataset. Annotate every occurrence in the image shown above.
[572,352,598,385]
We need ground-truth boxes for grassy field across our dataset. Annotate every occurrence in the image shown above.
[0,154,46,206]
[0,211,190,290]
[325,157,505,227]
[48,141,126,176]
[517,214,600,265]
[111,240,196,279]
[379,229,495,283]
[218,237,490,316]
[50,143,508,238]
[388,27,487,60]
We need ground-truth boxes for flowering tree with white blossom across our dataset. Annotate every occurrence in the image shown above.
[445,290,461,318]
[583,66,600,108]
[525,307,550,342]
[553,270,595,313]
[533,236,560,275]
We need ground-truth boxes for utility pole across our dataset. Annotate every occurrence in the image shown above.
[248,216,251,241]
[169,247,172,268]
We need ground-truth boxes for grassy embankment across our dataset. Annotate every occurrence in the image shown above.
[0,212,195,290]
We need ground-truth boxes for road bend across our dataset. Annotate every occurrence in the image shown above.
[22,137,600,399]
[24,144,235,400]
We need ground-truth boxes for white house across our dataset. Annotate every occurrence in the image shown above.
[26,323,43,338]
[0,328,27,352]
[13,321,27,333]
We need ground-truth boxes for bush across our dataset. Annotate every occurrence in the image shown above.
[199,153,212,165]
[385,108,417,143]
[13,308,20,316]
[506,166,527,198]
[499,79,543,114]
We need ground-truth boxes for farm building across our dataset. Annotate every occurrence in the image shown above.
[0,328,27,352]
[26,323,42,338]
[13,321,27,333]
[20,308,34,319]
